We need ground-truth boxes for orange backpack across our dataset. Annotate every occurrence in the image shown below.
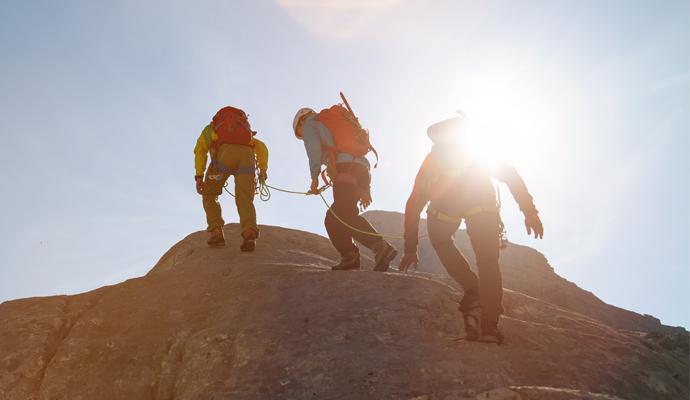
[317,104,371,157]
[212,106,254,146]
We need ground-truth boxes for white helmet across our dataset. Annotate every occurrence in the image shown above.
[293,107,315,139]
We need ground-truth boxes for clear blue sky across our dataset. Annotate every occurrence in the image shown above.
[1,1,688,328]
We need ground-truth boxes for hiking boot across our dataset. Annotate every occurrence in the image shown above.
[331,251,360,271]
[477,327,504,345]
[207,227,226,247]
[458,288,479,312]
[240,230,257,253]
[461,306,482,341]
[458,288,481,340]
[372,241,398,272]
[478,316,504,345]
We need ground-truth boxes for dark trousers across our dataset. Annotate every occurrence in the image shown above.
[325,163,384,256]
[428,211,504,323]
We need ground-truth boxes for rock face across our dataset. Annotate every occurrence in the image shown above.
[1,223,688,400]
[363,211,671,333]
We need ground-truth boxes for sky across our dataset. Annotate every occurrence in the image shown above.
[0,0,688,327]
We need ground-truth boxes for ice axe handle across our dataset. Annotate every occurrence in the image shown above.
[340,91,356,117]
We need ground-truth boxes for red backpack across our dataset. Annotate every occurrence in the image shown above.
[317,104,371,157]
[212,106,254,146]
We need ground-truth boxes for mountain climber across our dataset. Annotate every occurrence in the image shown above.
[194,106,269,252]
[292,104,397,271]
[398,113,544,344]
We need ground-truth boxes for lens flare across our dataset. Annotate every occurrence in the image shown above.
[425,68,558,172]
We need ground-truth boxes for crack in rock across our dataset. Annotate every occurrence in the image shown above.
[35,289,110,397]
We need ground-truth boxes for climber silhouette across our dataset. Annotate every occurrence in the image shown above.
[398,112,543,344]
[291,99,398,272]
[194,106,269,252]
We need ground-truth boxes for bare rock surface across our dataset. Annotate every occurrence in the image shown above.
[1,223,687,400]
[363,210,675,333]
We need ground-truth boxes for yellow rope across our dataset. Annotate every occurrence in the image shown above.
[316,192,407,240]
[225,181,418,240]
[265,183,314,196]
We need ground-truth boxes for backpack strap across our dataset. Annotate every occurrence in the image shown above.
[369,145,379,168]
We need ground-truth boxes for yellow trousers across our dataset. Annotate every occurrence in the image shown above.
[202,144,258,237]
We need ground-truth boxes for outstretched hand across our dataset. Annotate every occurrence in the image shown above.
[258,169,268,183]
[398,252,419,272]
[524,213,544,239]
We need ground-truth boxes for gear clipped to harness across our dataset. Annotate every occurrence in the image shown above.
[498,218,508,249]
[495,182,509,249]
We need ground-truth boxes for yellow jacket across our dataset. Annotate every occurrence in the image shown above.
[193,124,269,177]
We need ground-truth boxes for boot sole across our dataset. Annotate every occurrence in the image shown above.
[476,333,504,345]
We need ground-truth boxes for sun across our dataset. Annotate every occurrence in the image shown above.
[432,70,559,173]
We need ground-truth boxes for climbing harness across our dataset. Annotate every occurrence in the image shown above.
[426,205,497,224]
[495,183,508,249]
[424,182,509,250]
[222,178,271,202]
[219,175,506,246]
[216,151,270,200]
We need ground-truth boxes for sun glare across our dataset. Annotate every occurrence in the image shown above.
[434,70,559,172]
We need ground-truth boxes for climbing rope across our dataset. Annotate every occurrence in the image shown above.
[222,179,272,202]
[259,182,271,202]
[220,179,418,240]
[265,183,318,196]
[316,192,407,240]
[222,181,236,198]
